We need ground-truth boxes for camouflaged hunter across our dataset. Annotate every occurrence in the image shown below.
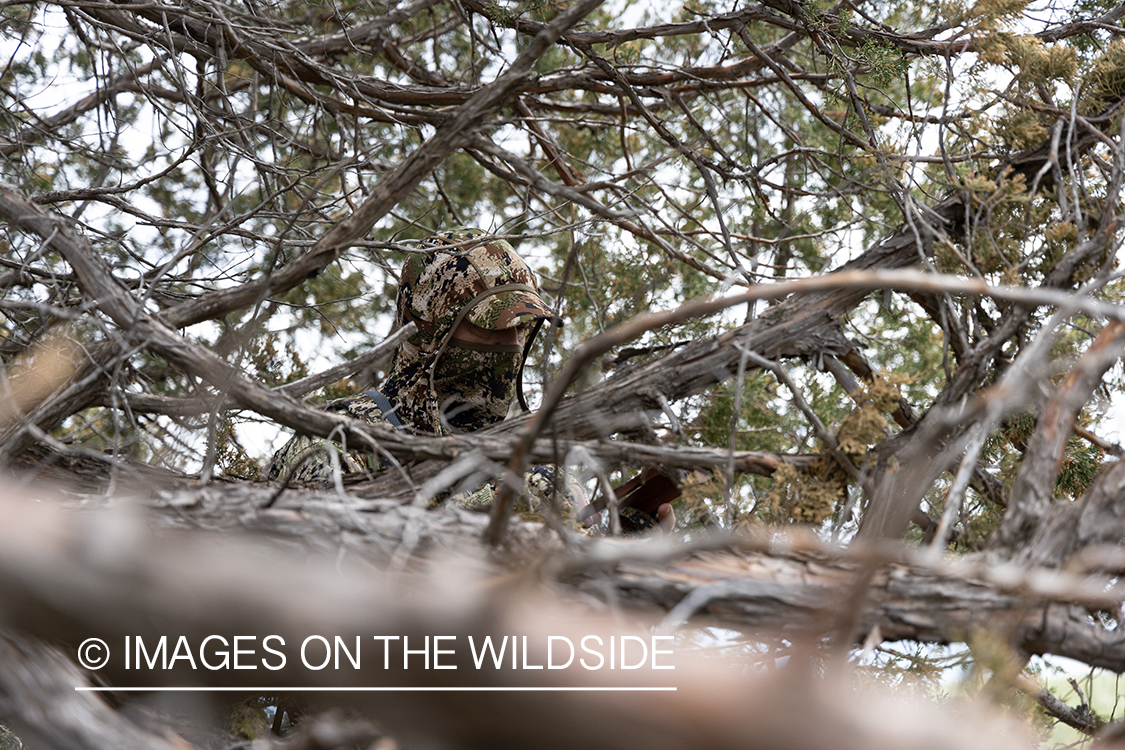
[266,228,585,515]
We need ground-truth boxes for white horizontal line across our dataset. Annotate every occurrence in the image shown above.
[75,686,677,692]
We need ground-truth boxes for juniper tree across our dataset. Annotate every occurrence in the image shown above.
[3,0,1125,745]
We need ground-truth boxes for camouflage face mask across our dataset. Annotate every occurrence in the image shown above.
[380,228,553,435]
[433,340,523,432]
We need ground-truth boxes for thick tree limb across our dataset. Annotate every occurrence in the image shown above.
[994,321,1125,556]
[5,475,1125,697]
[0,634,189,750]
[1014,672,1101,736]
[0,476,1047,750]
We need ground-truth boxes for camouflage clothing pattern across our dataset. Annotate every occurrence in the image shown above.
[431,341,522,431]
[267,228,581,521]
[383,227,551,434]
[265,392,393,482]
[457,463,588,522]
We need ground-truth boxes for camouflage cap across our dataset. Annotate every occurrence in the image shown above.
[465,287,552,330]
[399,227,552,337]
